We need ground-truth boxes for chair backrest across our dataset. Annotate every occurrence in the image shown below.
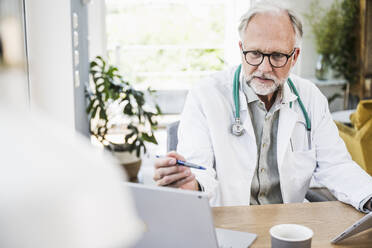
[166,121,180,152]
[350,99,372,130]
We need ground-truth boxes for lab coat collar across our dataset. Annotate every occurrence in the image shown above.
[237,70,298,110]
[224,66,298,116]
[282,79,298,104]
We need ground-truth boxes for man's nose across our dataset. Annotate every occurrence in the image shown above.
[257,56,273,72]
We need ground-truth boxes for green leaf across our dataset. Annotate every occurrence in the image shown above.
[136,146,141,158]
[123,103,133,115]
[88,55,160,154]
[86,99,95,114]
[108,66,118,76]
[90,61,98,68]
[155,104,162,115]
[92,107,98,119]
[125,132,135,143]
[99,108,107,119]
[128,123,139,133]
[141,133,158,145]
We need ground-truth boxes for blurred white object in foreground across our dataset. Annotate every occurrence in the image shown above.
[0,106,143,248]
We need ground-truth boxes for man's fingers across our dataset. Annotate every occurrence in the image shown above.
[166,151,186,161]
[154,151,186,170]
[153,166,183,181]
[154,156,177,169]
[156,168,191,186]
[168,174,196,188]
[153,152,190,186]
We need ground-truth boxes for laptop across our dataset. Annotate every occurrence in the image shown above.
[127,183,257,248]
[331,211,372,243]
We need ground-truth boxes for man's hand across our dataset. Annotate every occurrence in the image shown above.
[153,151,199,191]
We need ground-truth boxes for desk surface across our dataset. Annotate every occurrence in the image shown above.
[213,201,372,248]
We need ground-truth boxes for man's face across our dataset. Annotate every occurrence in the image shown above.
[239,12,300,96]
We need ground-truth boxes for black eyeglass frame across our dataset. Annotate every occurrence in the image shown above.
[242,48,297,68]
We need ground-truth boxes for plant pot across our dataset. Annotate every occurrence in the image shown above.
[315,54,331,80]
[113,151,141,183]
[108,143,142,182]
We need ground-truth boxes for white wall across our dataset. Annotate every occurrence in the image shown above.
[88,0,107,60]
[24,0,75,131]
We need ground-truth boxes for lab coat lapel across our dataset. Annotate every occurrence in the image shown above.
[224,67,255,143]
[277,83,299,171]
[277,106,298,168]
[238,90,255,141]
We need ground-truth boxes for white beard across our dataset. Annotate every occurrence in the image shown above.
[245,72,286,96]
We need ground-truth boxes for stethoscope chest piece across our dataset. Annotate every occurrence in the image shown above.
[231,118,245,136]
[230,65,311,143]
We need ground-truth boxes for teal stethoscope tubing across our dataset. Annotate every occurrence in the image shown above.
[232,64,312,148]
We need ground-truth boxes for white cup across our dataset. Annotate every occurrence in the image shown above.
[270,224,313,248]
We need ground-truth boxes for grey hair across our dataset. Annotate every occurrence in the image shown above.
[238,1,303,47]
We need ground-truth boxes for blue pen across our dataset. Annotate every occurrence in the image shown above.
[155,155,206,170]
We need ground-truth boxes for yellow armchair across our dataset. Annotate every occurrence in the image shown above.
[335,100,372,176]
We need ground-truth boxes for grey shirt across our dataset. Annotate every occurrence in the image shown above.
[241,81,284,205]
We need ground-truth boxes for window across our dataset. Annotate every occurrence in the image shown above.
[105,0,250,90]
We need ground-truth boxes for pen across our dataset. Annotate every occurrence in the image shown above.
[155,155,206,170]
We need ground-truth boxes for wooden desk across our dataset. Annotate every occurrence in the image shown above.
[213,201,372,248]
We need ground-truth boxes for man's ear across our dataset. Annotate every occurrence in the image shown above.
[239,41,243,51]
[291,47,301,67]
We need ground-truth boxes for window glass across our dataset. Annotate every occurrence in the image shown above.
[106,0,226,89]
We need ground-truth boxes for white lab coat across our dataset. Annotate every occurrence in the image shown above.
[177,67,372,210]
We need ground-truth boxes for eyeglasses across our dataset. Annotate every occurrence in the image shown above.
[242,48,296,68]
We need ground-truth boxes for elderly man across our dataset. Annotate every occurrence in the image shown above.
[154,2,372,212]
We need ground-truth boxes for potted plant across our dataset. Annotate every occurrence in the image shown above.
[305,0,359,84]
[86,56,161,182]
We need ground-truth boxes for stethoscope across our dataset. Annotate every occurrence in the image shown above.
[231,64,312,149]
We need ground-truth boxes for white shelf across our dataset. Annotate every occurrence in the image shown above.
[331,109,356,124]
[309,78,347,86]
